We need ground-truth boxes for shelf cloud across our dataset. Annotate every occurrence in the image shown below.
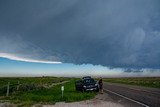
[0,53,62,64]
[0,0,160,69]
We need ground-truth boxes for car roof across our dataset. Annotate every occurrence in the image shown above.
[82,76,91,79]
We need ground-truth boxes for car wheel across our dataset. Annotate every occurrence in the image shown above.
[81,88,85,92]
[96,87,99,92]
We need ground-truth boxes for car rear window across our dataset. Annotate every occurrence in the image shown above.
[84,79,95,83]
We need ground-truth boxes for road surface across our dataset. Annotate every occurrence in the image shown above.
[103,82,160,107]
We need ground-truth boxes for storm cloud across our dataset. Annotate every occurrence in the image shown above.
[0,0,160,69]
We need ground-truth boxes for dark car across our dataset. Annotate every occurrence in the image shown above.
[75,77,99,92]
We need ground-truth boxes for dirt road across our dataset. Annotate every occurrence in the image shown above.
[103,82,160,107]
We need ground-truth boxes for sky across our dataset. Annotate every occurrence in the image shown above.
[0,0,160,77]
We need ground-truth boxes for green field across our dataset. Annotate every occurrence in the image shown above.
[104,77,160,88]
[0,77,96,106]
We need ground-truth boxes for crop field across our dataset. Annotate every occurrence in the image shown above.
[0,77,96,106]
[103,77,160,88]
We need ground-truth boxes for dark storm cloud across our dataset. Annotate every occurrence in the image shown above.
[0,0,160,68]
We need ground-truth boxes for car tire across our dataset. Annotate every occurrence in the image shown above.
[81,88,85,92]
[96,87,99,92]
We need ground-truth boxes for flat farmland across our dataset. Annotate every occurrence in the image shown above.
[103,77,160,88]
[0,77,69,86]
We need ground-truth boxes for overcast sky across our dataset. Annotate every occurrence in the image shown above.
[0,0,160,77]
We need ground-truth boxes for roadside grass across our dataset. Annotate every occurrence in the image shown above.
[103,77,160,88]
[7,79,96,106]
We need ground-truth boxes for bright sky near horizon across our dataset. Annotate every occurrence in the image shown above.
[0,57,160,77]
[0,0,160,77]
